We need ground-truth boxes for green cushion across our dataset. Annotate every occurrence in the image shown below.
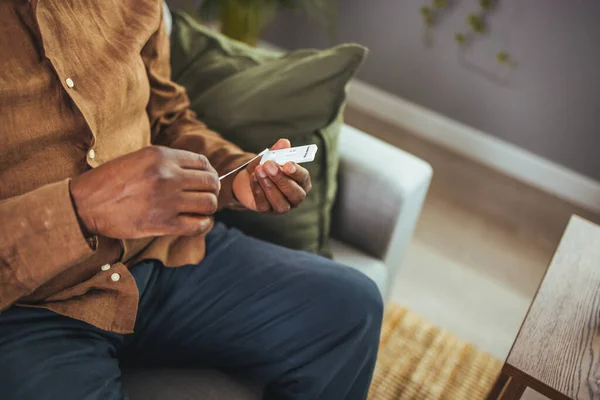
[170,11,367,257]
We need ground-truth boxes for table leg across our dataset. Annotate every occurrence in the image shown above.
[487,373,509,399]
[487,372,527,400]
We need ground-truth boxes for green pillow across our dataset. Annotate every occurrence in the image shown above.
[170,11,367,257]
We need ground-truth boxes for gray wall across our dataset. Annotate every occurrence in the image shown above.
[263,0,600,181]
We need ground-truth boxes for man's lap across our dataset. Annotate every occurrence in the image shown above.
[0,223,382,399]
[122,224,382,376]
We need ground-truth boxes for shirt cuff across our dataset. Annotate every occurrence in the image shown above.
[68,180,99,250]
[0,179,97,291]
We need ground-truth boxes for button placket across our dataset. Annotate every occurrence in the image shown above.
[35,3,99,168]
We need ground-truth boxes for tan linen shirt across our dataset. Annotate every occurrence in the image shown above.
[0,0,255,333]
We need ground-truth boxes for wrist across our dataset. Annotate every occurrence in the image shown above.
[69,178,97,237]
[229,171,250,210]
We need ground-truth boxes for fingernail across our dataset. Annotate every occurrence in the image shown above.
[266,162,278,176]
[257,167,267,179]
[285,163,296,174]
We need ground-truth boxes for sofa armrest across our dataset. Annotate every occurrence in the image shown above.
[331,125,432,290]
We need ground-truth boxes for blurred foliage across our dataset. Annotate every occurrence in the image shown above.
[496,51,517,68]
[433,0,448,9]
[420,5,434,26]
[198,0,337,35]
[420,0,516,67]
[466,13,485,33]
[479,0,494,10]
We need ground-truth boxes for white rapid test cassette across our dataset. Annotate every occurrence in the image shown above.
[259,144,318,165]
[219,145,318,181]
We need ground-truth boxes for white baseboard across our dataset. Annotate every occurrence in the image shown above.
[347,79,600,214]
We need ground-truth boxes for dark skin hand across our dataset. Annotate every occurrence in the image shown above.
[70,146,220,239]
[232,139,312,213]
[70,139,311,240]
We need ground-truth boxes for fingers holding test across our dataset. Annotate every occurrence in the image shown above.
[256,164,291,214]
[180,169,220,195]
[282,162,312,193]
[178,191,219,215]
[243,139,310,213]
[241,139,290,178]
[262,161,306,208]
[250,173,271,212]
[171,149,217,174]
[271,138,291,151]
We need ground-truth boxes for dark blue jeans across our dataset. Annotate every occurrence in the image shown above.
[0,223,383,400]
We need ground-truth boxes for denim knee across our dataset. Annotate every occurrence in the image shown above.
[343,268,384,334]
[311,263,384,336]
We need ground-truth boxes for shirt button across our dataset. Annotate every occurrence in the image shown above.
[88,149,96,159]
[101,264,111,271]
[110,273,121,282]
[65,77,74,88]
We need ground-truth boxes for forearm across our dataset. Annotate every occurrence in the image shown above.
[0,179,95,309]
[142,5,254,210]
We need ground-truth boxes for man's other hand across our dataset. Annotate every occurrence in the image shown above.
[71,146,220,239]
[232,139,312,214]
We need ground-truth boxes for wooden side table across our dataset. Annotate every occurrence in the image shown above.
[487,216,600,400]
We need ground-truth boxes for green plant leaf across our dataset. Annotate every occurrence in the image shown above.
[420,5,432,16]
[496,51,517,67]
[496,51,509,63]
[197,0,338,36]
[466,13,485,33]
[420,5,435,25]
[433,0,448,9]
[480,0,494,10]
[455,32,466,45]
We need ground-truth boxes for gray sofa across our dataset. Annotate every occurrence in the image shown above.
[122,124,433,399]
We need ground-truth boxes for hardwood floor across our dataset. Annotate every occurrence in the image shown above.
[344,106,600,400]
[345,106,600,297]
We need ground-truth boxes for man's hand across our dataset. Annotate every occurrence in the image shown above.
[232,139,312,214]
[70,146,220,239]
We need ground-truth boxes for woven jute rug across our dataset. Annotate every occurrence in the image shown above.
[368,303,502,400]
